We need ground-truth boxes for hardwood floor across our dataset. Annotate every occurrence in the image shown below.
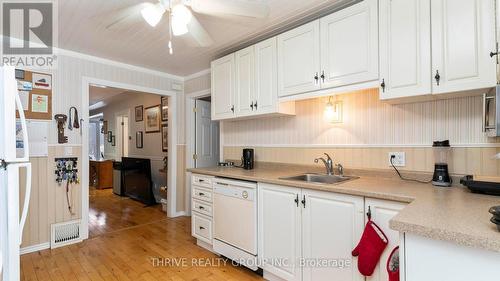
[20,189,264,281]
[88,188,167,238]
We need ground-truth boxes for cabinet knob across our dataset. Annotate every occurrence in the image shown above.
[231,105,234,113]
[320,71,325,82]
[199,226,205,230]
[490,51,498,58]
[250,102,254,110]
[301,195,306,208]
[314,72,319,83]
[294,194,299,207]
[254,101,258,110]
[434,70,441,86]
[199,206,205,210]
[380,79,386,93]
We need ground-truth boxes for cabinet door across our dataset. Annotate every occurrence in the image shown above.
[302,190,364,281]
[258,183,301,281]
[277,20,320,97]
[235,46,255,117]
[379,0,431,99]
[320,0,378,89]
[431,0,496,94]
[365,198,407,281]
[255,37,278,114]
[211,54,235,120]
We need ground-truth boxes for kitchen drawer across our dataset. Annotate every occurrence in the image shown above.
[192,199,212,217]
[192,213,212,244]
[193,186,213,203]
[192,174,213,189]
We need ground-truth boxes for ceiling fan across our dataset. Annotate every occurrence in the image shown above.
[104,0,270,53]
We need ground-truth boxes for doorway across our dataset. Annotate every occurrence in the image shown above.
[115,114,129,159]
[195,98,219,168]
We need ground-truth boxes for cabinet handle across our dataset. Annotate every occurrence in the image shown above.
[294,194,299,207]
[199,226,205,230]
[198,179,204,182]
[198,192,205,196]
[380,79,386,93]
[254,101,257,110]
[199,206,205,210]
[231,105,234,113]
[301,195,306,208]
[434,70,441,86]
[320,71,325,82]
[250,102,254,110]
[490,51,498,58]
[314,72,319,84]
[367,206,372,220]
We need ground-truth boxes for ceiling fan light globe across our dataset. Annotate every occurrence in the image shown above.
[141,3,164,27]
[172,4,192,25]
[172,20,188,36]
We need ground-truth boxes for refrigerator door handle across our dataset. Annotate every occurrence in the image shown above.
[14,91,29,162]
[18,162,31,244]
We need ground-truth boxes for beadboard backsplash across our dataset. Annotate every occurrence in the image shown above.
[222,88,500,147]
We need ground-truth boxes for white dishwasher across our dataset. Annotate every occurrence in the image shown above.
[213,178,258,270]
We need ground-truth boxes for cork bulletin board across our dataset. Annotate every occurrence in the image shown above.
[15,69,52,120]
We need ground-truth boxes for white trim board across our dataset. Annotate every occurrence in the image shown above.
[20,242,50,255]
[184,69,211,81]
[223,143,500,148]
[81,77,180,243]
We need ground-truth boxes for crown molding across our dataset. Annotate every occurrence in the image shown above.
[184,68,211,81]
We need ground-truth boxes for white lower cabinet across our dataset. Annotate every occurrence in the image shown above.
[191,174,214,246]
[302,189,365,281]
[259,183,302,281]
[259,183,372,281]
[365,198,407,281]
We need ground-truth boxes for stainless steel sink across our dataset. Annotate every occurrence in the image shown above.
[280,173,358,184]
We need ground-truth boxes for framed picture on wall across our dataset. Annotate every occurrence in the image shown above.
[135,105,143,122]
[144,105,161,133]
[161,96,168,121]
[111,136,116,146]
[107,131,113,142]
[161,124,168,152]
[136,131,143,148]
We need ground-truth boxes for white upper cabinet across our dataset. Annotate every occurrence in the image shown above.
[211,54,235,120]
[379,0,432,99]
[302,189,365,281]
[258,183,302,281]
[431,0,496,94]
[365,198,407,281]
[320,0,379,89]
[235,46,255,117]
[278,20,321,97]
[255,38,278,114]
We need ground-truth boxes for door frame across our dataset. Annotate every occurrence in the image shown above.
[184,88,223,216]
[81,77,179,240]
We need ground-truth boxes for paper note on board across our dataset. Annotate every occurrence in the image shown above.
[32,73,52,90]
[31,94,49,113]
[18,91,29,110]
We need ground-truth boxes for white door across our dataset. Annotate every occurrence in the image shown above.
[258,183,302,281]
[365,198,407,281]
[235,46,255,117]
[277,20,321,97]
[211,54,235,120]
[255,37,278,114]
[195,100,219,168]
[302,189,364,281]
[115,115,129,160]
[431,0,496,94]
[320,0,378,89]
[379,0,432,99]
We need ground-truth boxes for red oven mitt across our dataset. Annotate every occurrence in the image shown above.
[352,220,388,276]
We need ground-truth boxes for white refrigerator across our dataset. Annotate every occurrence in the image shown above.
[0,67,32,281]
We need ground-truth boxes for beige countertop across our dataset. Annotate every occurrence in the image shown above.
[187,164,500,252]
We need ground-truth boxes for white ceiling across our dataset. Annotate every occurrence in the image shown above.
[89,85,153,110]
[58,0,351,76]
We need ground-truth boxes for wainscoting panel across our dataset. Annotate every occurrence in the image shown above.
[223,89,500,147]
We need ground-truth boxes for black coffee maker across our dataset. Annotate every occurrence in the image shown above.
[242,148,254,170]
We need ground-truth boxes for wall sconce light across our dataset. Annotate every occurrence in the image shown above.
[324,96,343,123]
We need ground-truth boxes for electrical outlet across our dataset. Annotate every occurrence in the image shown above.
[389,152,406,167]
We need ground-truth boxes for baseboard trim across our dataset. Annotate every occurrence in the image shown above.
[171,211,187,217]
[20,242,50,255]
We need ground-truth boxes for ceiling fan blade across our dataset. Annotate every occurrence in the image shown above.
[99,3,150,30]
[189,0,269,18]
[186,15,214,47]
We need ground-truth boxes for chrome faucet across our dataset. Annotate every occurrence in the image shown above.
[314,153,334,175]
